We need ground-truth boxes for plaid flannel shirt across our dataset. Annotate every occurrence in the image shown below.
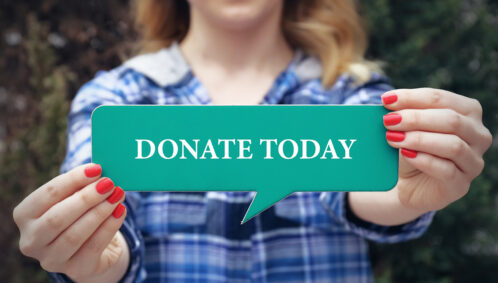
[49,43,435,283]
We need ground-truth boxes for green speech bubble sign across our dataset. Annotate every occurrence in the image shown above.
[92,105,398,223]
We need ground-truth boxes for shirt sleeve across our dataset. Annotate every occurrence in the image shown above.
[47,69,147,282]
[319,73,436,243]
[320,192,435,243]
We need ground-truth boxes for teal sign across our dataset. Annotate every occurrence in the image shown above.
[92,105,398,223]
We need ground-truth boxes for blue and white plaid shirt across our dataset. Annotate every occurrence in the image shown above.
[50,43,435,283]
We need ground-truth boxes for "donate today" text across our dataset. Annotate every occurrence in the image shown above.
[135,139,357,160]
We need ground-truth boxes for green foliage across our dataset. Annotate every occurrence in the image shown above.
[24,14,73,185]
[361,0,498,282]
[0,14,71,283]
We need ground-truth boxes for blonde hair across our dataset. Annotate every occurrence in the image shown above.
[133,0,378,86]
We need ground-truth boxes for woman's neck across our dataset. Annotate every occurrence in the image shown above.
[178,4,294,105]
[179,5,294,75]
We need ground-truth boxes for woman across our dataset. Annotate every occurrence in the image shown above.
[13,0,492,282]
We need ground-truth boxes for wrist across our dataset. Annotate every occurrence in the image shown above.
[348,188,427,226]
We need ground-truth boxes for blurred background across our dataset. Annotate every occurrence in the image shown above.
[0,0,497,282]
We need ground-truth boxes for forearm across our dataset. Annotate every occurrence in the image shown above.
[348,186,428,226]
[72,231,130,283]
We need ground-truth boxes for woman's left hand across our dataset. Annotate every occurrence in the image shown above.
[381,88,493,212]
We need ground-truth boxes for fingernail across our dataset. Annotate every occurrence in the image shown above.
[386,131,405,142]
[112,203,126,218]
[96,178,114,194]
[107,187,125,204]
[84,164,102,178]
[401,148,418,158]
[382,93,398,105]
[383,113,402,126]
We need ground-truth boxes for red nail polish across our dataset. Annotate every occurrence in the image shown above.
[382,93,398,105]
[112,203,126,218]
[386,131,405,142]
[96,178,114,194]
[401,148,418,158]
[84,164,102,178]
[107,187,125,204]
[383,113,402,126]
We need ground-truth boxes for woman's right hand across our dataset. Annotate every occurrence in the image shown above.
[13,163,130,283]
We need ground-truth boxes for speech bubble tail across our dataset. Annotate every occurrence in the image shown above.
[241,190,293,224]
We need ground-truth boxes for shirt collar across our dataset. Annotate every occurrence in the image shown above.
[124,42,190,87]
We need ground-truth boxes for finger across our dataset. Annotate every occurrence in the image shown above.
[67,204,127,275]
[397,150,470,209]
[34,177,116,245]
[381,88,482,118]
[44,187,125,263]
[16,163,102,220]
[383,109,483,147]
[386,131,484,178]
